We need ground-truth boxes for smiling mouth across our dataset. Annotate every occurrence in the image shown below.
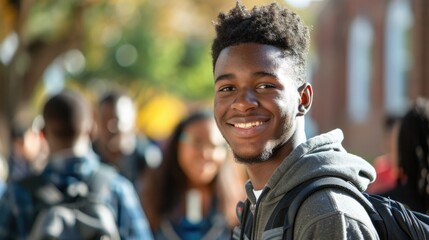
[233,121,264,129]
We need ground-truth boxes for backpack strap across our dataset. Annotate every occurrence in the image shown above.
[17,175,64,206]
[283,177,381,240]
[236,199,251,240]
[86,164,117,197]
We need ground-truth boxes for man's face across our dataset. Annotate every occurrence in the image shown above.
[98,102,119,143]
[214,43,301,164]
[97,98,136,154]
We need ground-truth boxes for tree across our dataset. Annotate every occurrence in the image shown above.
[0,0,287,152]
[0,0,91,154]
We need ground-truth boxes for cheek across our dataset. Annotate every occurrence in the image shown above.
[178,146,195,174]
[272,96,298,134]
[214,96,230,112]
[212,147,228,164]
[214,104,225,129]
[214,100,222,116]
[275,91,299,116]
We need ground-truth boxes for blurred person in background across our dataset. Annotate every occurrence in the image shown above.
[0,154,7,197]
[141,110,246,239]
[381,98,429,214]
[367,114,400,194]
[8,108,48,181]
[92,91,163,187]
[0,89,153,239]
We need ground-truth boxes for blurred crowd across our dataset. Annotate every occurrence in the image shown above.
[0,88,247,239]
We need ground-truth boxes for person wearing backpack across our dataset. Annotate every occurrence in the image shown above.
[0,90,154,239]
[211,2,378,240]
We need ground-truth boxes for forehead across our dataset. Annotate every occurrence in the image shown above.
[99,97,135,118]
[214,43,286,75]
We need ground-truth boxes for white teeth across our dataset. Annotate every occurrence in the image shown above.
[234,121,263,129]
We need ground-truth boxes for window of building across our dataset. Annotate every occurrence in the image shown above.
[347,16,374,123]
[384,0,412,116]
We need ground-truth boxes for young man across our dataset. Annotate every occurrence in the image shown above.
[211,3,378,239]
[0,90,153,239]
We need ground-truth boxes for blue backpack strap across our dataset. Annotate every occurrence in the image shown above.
[85,164,117,202]
[86,165,116,191]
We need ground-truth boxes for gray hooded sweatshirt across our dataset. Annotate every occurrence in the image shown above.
[233,129,379,240]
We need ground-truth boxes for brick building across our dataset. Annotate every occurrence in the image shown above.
[308,0,429,160]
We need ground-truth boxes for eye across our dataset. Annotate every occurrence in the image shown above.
[257,83,276,89]
[218,86,235,92]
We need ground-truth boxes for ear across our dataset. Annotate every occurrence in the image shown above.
[297,83,313,116]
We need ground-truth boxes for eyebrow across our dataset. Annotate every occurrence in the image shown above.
[214,73,233,83]
[215,71,278,83]
[254,71,278,80]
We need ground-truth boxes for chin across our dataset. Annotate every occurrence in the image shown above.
[233,150,272,164]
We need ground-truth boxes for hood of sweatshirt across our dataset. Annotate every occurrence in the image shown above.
[246,129,376,203]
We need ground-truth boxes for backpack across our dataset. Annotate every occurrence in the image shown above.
[18,165,120,240]
[265,176,429,240]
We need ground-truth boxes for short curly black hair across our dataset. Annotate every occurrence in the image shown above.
[211,2,310,84]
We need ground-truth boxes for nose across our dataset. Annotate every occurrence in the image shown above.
[202,147,214,161]
[201,144,227,163]
[231,88,258,112]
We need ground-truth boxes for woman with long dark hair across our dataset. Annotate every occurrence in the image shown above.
[382,98,429,214]
[141,110,246,239]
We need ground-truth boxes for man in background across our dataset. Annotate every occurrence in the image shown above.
[0,89,153,239]
[93,91,162,187]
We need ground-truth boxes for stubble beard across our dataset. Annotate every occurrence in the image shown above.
[231,140,281,164]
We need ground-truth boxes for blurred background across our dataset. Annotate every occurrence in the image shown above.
[0,0,428,162]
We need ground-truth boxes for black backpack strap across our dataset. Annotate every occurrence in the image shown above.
[395,199,423,239]
[368,193,429,239]
[17,175,64,206]
[283,177,381,240]
[265,181,311,231]
[407,210,429,239]
[237,199,251,240]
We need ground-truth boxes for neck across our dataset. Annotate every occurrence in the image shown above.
[247,118,307,190]
[246,159,283,190]
[184,185,214,220]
